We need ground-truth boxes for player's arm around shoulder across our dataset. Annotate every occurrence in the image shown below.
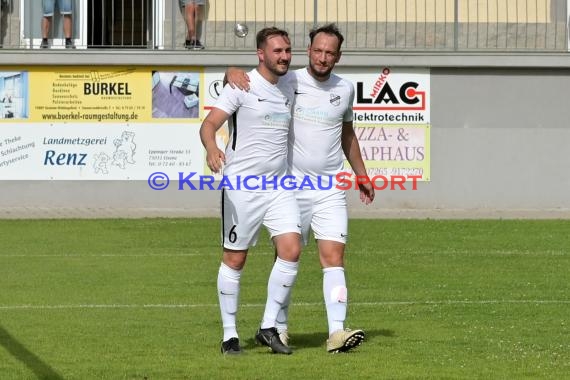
[225,67,251,91]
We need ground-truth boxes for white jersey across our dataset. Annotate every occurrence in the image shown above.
[288,68,354,183]
[214,69,295,187]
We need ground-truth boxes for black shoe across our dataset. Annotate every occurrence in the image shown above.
[40,38,49,49]
[255,327,292,354]
[221,337,243,355]
[192,39,205,50]
[184,39,193,49]
[65,38,75,49]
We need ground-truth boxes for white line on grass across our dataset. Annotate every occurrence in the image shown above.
[1,300,569,311]
[0,252,277,257]
[0,253,224,258]
[2,250,566,258]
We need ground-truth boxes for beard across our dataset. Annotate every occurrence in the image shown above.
[309,61,334,80]
[268,60,290,76]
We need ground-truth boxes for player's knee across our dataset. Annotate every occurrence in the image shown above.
[222,253,246,270]
[318,241,345,267]
[274,236,301,261]
[276,249,300,262]
[320,254,344,268]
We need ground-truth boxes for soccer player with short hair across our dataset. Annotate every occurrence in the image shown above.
[226,23,375,353]
[200,27,301,355]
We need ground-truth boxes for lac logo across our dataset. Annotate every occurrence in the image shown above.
[354,67,427,111]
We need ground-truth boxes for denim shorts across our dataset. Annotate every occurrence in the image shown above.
[42,0,73,16]
[179,0,205,7]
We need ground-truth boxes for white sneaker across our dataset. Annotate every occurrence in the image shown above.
[278,330,289,347]
[326,328,365,353]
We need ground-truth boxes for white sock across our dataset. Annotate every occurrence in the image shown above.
[275,297,290,334]
[217,262,241,341]
[323,267,347,335]
[260,257,298,329]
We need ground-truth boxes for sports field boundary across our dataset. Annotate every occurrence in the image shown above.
[1,299,569,311]
[2,207,570,219]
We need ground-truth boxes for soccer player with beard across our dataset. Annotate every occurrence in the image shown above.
[200,27,301,355]
[226,24,375,353]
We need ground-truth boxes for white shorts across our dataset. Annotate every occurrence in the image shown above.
[221,189,301,250]
[295,189,348,245]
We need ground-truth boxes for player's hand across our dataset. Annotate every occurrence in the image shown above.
[226,68,250,91]
[206,148,226,174]
[358,181,375,205]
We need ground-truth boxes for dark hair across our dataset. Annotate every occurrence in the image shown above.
[256,27,289,49]
[309,23,344,50]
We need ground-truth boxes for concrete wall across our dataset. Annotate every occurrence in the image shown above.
[384,66,570,217]
[1,52,570,218]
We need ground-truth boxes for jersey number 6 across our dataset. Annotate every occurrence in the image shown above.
[228,225,237,243]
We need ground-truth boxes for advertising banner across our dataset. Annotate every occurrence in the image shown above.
[1,67,205,179]
[1,66,430,181]
[338,67,430,180]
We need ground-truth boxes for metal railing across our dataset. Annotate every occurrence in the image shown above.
[199,0,568,51]
[0,0,568,52]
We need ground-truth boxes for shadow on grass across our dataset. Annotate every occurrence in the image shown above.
[0,325,64,380]
[242,328,395,351]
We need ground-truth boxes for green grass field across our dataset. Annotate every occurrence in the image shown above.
[1,218,569,379]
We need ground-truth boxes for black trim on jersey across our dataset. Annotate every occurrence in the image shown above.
[230,112,237,151]
[221,188,225,246]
